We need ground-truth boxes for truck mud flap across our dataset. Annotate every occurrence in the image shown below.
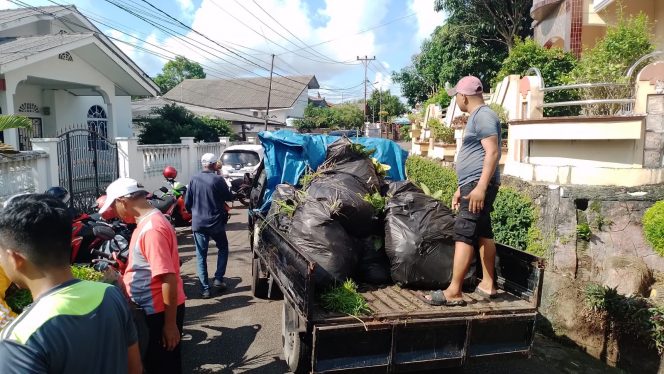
[312,313,536,373]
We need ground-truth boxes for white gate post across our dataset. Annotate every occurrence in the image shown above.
[30,138,60,189]
[116,137,142,180]
[180,137,196,183]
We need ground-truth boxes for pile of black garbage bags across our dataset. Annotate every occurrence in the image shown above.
[267,138,461,290]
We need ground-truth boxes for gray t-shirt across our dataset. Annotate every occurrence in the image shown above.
[0,279,137,374]
[455,105,502,187]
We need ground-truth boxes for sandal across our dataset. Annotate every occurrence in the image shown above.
[417,290,467,306]
[474,286,498,300]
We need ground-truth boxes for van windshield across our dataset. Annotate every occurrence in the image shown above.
[222,151,260,167]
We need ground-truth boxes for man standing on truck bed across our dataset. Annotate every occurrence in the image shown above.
[423,76,501,306]
[185,153,234,299]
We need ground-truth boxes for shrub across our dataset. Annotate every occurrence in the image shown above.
[135,104,235,144]
[405,155,457,206]
[488,103,509,140]
[427,118,455,143]
[643,201,664,256]
[400,125,411,141]
[584,283,664,353]
[565,12,654,115]
[422,90,452,114]
[491,188,536,251]
[576,223,592,241]
[494,37,579,117]
[320,279,371,317]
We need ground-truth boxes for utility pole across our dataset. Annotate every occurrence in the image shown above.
[264,53,275,131]
[357,55,375,124]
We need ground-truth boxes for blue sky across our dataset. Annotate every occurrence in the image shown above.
[2,0,445,103]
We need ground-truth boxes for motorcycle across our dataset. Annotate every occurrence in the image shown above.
[224,172,252,207]
[44,187,132,270]
[147,166,192,227]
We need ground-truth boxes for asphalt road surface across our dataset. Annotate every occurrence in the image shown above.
[178,209,622,374]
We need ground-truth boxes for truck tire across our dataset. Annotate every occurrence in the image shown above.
[282,303,311,374]
[251,257,269,299]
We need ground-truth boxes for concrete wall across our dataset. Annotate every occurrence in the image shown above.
[529,139,641,168]
[4,52,133,139]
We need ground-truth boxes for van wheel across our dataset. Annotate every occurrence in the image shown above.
[251,258,268,299]
[282,303,311,374]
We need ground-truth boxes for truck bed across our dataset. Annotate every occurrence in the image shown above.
[312,284,536,324]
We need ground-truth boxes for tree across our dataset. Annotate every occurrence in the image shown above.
[433,0,533,51]
[394,24,506,105]
[134,104,233,144]
[367,89,407,122]
[295,103,364,132]
[392,66,429,107]
[153,56,206,94]
[565,12,654,115]
[495,37,578,116]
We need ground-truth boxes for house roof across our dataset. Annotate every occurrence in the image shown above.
[163,75,319,110]
[0,33,92,65]
[0,6,69,26]
[132,96,282,125]
[0,6,159,96]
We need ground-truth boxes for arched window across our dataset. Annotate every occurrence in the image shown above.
[87,105,108,150]
[18,102,40,113]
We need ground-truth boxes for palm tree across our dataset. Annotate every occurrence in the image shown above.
[0,115,31,153]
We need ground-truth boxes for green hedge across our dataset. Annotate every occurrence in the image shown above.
[644,201,664,257]
[490,188,536,251]
[405,156,457,206]
[406,156,544,254]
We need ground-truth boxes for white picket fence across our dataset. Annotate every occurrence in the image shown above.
[0,136,247,204]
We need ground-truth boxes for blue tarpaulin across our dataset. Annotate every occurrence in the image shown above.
[257,130,408,212]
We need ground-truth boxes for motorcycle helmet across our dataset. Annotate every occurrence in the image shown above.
[163,166,178,180]
[45,186,70,204]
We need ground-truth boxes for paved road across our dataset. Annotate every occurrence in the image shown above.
[178,209,622,374]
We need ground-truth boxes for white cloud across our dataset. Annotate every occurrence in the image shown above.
[176,0,195,19]
[409,0,445,43]
[143,0,392,86]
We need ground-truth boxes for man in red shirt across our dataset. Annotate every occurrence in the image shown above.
[100,178,186,374]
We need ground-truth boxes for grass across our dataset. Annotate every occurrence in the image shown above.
[362,192,387,216]
[71,264,104,282]
[275,199,296,217]
[320,279,371,317]
[576,223,592,241]
[584,283,664,353]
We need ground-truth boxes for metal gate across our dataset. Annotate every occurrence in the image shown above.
[57,128,118,213]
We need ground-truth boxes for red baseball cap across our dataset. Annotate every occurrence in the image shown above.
[447,76,483,96]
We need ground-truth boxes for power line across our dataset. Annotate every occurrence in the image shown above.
[18,0,308,103]
[357,55,376,122]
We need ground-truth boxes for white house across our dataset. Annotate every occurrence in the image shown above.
[0,6,159,150]
[162,75,319,129]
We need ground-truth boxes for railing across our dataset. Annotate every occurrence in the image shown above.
[138,144,186,177]
[193,142,225,172]
[0,152,47,204]
[525,51,664,113]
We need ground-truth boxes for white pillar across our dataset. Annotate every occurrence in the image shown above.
[1,77,19,149]
[116,137,142,180]
[180,137,196,184]
[30,138,60,188]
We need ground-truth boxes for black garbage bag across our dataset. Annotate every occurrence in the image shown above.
[306,171,374,238]
[384,181,464,289]
[356,235,392,285]
[322,138,383,191]
[267,184,298,232]
[290,197,359,288]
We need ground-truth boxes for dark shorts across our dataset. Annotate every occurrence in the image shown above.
[453,181,499,245]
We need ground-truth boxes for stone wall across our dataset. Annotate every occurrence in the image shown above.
[502,175,664,371]
[645,95,664,168]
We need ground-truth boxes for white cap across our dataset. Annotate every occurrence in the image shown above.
[99,178,146,213]
[201,153,217,165]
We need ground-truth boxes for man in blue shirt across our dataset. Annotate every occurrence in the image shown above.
[185,153,234,299]
[0,194,142,373]
[423,76,501,306]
